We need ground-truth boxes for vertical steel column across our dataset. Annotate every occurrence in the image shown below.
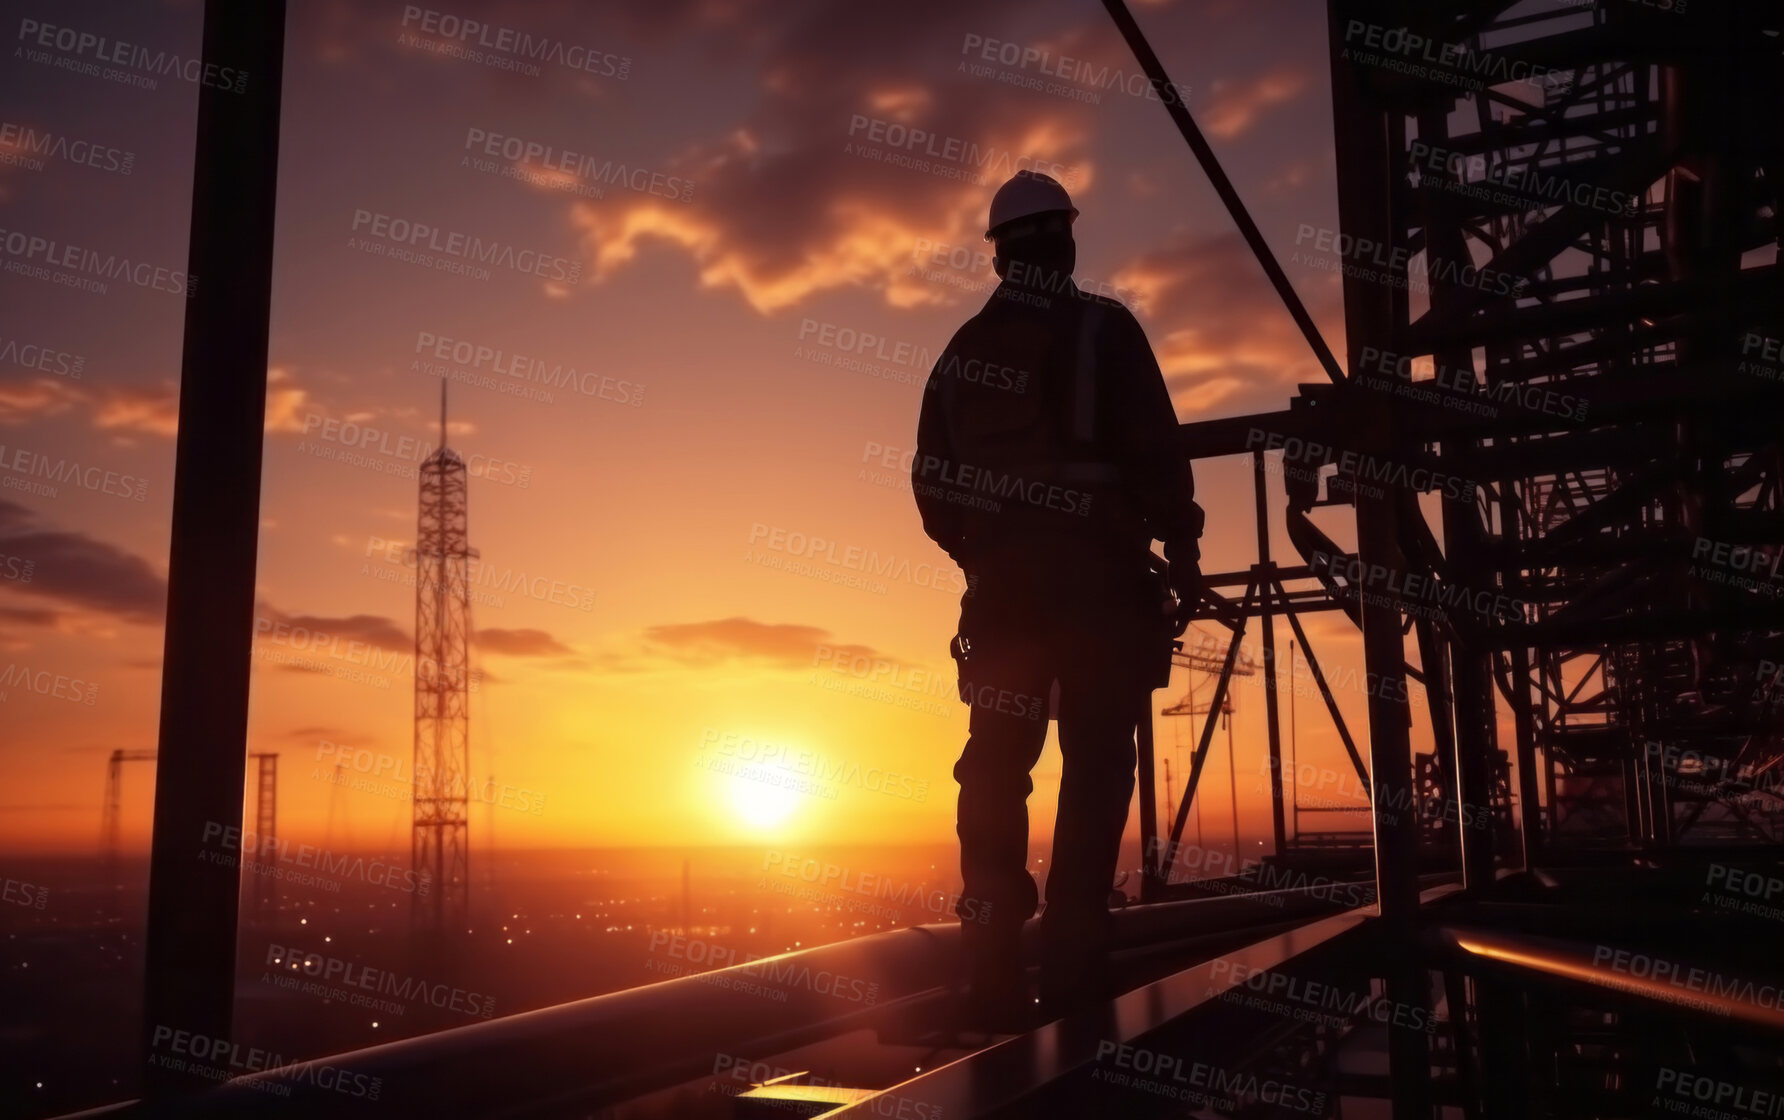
[1418,96,1503,896]
[1475,977,1529,1118]
[1253,451,1288,856]
[1327,2,1430,1114]
[1501,514,1544,867]
[1446,593,1501,891]
[140,0,286,1099]
[1137,709,1163,901]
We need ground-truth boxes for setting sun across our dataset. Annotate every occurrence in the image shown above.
[727,773,803,830]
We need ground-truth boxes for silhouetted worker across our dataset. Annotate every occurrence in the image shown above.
[913,170,1205,1026]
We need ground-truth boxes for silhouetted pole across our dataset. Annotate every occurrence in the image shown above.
[1225,703,1241,860]
[1288,640,1298,847]
[140,0,285,1099]
[1161,758,1176,843]
[1326,1,1431,1114]
[1254,451,1288,856]
[1418,96,1502,897]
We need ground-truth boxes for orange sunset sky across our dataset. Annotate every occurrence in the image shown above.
[0,0,1476,858]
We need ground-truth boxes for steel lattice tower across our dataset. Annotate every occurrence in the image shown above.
[412,384,474,936]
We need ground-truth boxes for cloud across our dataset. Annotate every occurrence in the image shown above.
[1112,231,1344,416]
[0,500,166,623]
[265,367,314,433]
[0,507,468,665]
[641,615,878,670]
[1202,65,1312,141]
[0,366,306,441]
[1167,374,1247,414]
[562,0,1114,313]
[0,605,60,625]
[254,604,411,649]
[0,376,85,425]
[0,375,182,439]
[0,605,61,643]
[1263,157,1320,197]
[476,627,574,657]
[289,0,1301,328]
[580,649,654,675]
[92,382,179,438]
[282,724,378,747]
[254,611,573,664]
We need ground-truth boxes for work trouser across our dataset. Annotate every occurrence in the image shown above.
[951,553,1154,1005]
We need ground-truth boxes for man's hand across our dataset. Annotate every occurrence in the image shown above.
[1168,560,1204,633]
[1162,541,1203,634]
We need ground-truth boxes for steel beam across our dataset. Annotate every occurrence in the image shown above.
[140,0,286,1099]
[1254,452,1289,857]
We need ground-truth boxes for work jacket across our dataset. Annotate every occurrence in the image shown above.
[912,273,1205,596]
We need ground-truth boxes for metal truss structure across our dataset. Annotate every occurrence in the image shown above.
[412,385,475,940]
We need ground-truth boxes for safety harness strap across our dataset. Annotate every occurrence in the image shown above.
[1073,302,1104,445]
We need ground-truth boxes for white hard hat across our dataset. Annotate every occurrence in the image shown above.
[985,171,1077,241]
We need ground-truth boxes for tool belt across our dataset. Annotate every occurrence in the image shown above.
[947,557,1179,714]
[1142,562,1178,691]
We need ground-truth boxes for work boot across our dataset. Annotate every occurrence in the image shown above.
[1037,968,1120,1021]
[1037,937,1116,1020]
[951,966,1035,1035]
[955,917,1033,1034]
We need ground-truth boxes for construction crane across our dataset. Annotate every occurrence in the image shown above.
[1157,626,1255,869]
[100,749,157,907]
[101,749,279,914]
[1164,649,1245,867]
